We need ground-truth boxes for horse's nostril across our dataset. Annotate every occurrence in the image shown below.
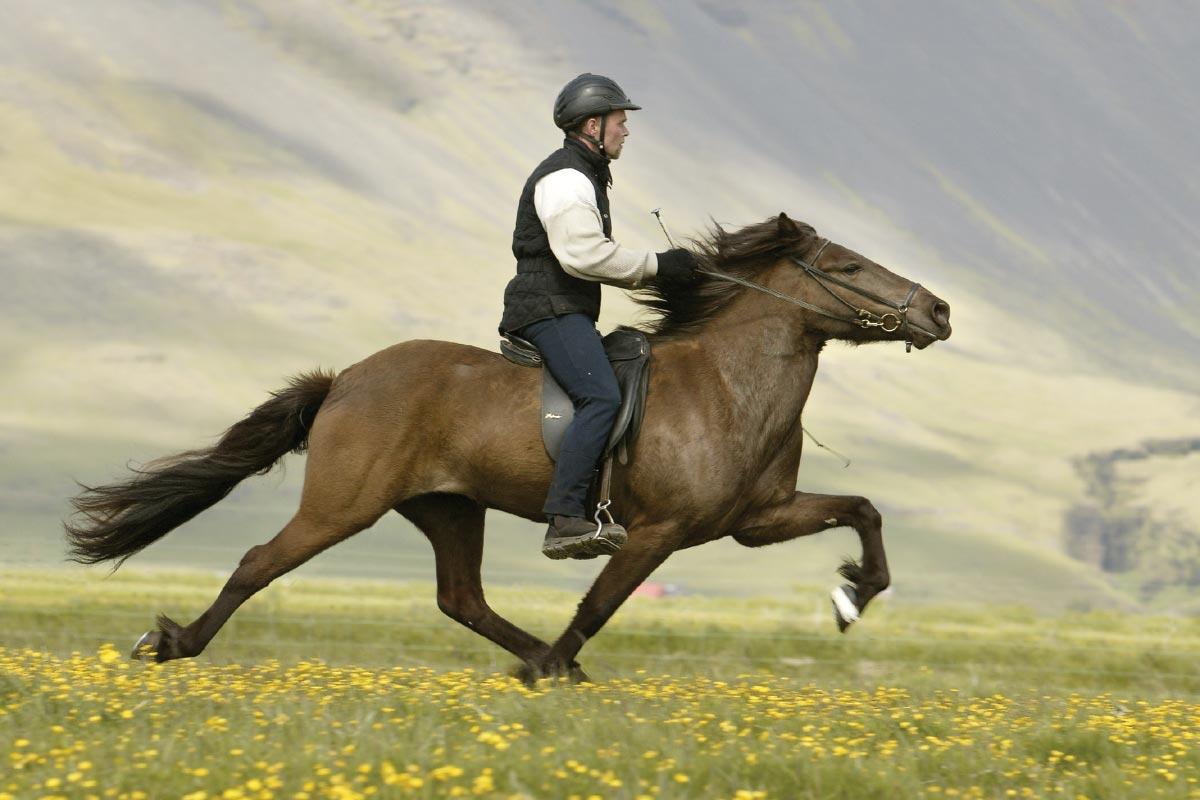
[932,301,951,327]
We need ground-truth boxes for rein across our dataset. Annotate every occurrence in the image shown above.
[696,238,932,353]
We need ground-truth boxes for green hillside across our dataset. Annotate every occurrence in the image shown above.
[2,1,1197,606]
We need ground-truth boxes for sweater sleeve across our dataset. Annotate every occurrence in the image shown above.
[533,168,659,286]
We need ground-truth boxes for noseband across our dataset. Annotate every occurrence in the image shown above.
[697,238,931,353]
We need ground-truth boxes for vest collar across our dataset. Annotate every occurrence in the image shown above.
[563,136,612,188]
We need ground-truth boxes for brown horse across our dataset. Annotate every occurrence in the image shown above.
[66,213,951,681]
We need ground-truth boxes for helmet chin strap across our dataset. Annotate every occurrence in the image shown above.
[575,115,609,155]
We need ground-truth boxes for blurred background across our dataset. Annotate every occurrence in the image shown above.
[2,0,1197,612]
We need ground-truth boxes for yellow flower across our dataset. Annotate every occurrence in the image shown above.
[472,773,495,794]
[430,766,464,782]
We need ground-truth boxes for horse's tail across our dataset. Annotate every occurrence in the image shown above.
[65,369,336,567]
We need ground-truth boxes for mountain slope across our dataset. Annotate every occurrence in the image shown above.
[2,0,1196,605]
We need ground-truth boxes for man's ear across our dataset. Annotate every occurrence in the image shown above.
[777,212,801,240]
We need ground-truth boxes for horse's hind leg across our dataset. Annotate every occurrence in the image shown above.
[732,491,890,631]
[398,494,556,672]
[134,508,377,662]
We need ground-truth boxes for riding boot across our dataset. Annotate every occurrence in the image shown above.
[542,514,628,560]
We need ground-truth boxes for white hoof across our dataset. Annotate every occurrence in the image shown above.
[830,584,859,633]
[130,630,159,661]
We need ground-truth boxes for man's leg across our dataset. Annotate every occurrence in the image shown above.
[520,313,623,557]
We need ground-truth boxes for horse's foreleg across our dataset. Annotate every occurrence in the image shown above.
[732,492,889,625]
[134,510,373,662]
[398,495,555,670]
[533,523,683,682]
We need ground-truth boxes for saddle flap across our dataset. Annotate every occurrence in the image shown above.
[540,375,573,460]
[500,334,542,367]
[609,353,651,463]
[539,329,651,463]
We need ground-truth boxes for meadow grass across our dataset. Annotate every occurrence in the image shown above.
[2,567,1199,799]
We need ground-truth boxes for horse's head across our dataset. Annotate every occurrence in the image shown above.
[635,213,951,349]
[760,213,952,350]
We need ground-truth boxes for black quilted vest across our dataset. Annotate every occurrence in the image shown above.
[499,137,613,334]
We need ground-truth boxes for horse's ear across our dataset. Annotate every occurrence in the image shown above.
[777,212,801,240]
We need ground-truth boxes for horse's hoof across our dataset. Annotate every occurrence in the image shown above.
[831,584,859,633]
[511,662,540,687]
[511,659,589,686]
[130,630,162,661]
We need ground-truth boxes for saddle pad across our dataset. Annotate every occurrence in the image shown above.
[501,329,650,464]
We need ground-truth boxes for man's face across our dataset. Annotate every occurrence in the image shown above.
[603,110,629,158]
[582,110,630,159]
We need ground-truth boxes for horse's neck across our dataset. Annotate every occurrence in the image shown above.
[695,314,820,449]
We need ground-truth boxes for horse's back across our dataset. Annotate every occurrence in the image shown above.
[307,338,550,512]
[325,339,527,405]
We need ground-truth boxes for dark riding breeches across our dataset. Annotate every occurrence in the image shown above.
[518,313,621,519]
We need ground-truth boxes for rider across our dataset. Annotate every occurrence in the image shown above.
[500,73,699,560]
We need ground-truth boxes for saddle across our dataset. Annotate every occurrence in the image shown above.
[500,328,651,466]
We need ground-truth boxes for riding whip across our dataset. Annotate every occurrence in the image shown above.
[651,208,676,248]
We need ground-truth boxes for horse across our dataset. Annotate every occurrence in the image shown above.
[65,213,952,682]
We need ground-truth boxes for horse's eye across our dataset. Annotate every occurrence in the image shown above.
[843,263,863,276]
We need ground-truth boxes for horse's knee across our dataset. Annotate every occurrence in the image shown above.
[437,591,487,628]
[852,497,882,530]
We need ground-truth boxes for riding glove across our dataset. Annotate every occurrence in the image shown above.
[655,248,701,285]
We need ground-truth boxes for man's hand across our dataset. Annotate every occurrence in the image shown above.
[655,248,700,285]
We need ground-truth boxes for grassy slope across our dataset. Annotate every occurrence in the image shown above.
[2,568,1199,799]
[3,567,1197,695]
[2,1,1198,607]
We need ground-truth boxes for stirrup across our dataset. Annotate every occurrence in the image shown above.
[594,499,615,527]
[542,525,624,560]
[542,504,627,561]
[591,500,627,556]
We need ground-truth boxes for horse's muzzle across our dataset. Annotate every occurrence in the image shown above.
[932,300,951,330]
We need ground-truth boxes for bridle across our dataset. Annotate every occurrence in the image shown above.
[696,238,934,353]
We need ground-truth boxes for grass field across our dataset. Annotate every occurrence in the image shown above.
[3,568,1200,799]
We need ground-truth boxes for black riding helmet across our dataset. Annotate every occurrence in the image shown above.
[553,73,641,155]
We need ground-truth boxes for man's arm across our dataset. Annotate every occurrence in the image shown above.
[533,168,659,287]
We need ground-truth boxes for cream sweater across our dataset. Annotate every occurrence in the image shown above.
[533,168,659,287]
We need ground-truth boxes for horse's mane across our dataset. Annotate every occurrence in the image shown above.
[630,214,818,339]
